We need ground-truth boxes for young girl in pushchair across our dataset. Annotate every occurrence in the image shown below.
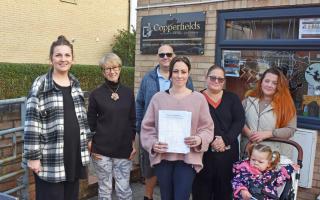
[232,143,299,200]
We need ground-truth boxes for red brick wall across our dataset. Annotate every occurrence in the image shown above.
[298,134,320,200]
[0,103,97,200]
[0,104,24,198]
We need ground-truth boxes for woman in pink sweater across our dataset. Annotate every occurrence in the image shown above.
[141,56,214,200]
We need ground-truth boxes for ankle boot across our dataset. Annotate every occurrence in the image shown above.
[143,196,153,200]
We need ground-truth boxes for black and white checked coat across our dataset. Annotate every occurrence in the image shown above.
[23,70,90,183]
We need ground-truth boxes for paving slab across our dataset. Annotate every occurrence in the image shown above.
[87,182,161,200]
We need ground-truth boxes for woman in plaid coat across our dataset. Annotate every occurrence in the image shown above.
[23,35,90,200]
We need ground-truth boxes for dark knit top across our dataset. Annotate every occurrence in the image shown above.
[87,80,136,158]
[201,90,245,158]
[55,83,87,181]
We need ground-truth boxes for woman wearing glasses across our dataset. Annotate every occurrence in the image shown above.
[87,53,136,200]
[141,56,214,200]
[192,65,245,200]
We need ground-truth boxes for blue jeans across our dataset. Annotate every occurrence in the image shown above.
[154,160,196,200]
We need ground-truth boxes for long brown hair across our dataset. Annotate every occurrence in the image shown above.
[246,68,296,128]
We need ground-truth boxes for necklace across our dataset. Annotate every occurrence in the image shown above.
[106,84,120,101]
[260,99,271,107]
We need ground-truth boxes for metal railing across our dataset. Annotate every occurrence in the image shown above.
[0,97,28,199]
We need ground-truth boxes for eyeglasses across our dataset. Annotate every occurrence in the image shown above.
[158,53,173,58]
[208,76,225,83]
[103,66,120,73]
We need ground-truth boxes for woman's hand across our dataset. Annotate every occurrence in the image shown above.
[88,141,92,152]
[184,135,202,148]
[129,141,137,160]
[152,141,168,153]
[91,153,103,160]
[249,131,272,143]
[27,160,42,174]
[211,136,226,152]
[240,190,252,200]
[88,140,103,160]
[291,163,301,171]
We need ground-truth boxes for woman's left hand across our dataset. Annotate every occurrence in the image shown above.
[88,141,92,152]
[249,131,272,143]
[129,142,136,160]
[211,136,226,152]
[184,135,202,148]
[291,163,300,171]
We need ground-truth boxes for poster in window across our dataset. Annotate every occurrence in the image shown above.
[299,18,320,39]
[305,63,320,95]
[222,50,241,77]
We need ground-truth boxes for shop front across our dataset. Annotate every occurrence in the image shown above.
[135,1,320,199]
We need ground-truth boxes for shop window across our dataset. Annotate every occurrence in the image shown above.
[226,18,299,40]
[216,7,320,129]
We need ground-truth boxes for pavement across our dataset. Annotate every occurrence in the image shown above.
[86,160,161,200]
[87,181,161,200]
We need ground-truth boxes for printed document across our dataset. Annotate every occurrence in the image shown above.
[158,110,192,154]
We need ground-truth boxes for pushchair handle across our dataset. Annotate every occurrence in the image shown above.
[265,137,303,168]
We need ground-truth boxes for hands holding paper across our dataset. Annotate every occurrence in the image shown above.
[184,135,202,148]
[152,135,202,154]
[152,142,168,153]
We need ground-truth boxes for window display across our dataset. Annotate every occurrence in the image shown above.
[222,49,320,119]
[217,7,320,128]
[226,18,299,40]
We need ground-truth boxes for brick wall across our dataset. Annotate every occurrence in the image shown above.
[135,0,320,199]
[0,0,129,65]
[0,96,141,199]
[134,0,320,92]
[298,134,320,200]
[0,104,28,198]
[0,102,97,199]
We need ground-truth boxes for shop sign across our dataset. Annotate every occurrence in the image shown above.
[299,18,320,39]
[140,12,206,54]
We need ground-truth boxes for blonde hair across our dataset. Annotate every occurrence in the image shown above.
[249,144,280,170]
[99,53,122,69]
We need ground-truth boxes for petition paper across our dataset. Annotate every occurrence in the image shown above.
[158,110,192,154]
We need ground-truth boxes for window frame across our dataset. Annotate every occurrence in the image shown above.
[216,6,320,129]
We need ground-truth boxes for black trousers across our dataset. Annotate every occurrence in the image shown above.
[34,174,79,200]
[192,149,237,200]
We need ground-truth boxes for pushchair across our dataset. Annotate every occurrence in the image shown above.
[242,137,303,200]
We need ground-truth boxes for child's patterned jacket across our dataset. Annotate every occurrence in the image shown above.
[232,160,294,200]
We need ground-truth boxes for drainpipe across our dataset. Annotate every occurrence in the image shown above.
[128,0,131,31]
[130,0,138,31]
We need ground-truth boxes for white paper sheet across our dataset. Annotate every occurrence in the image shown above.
[158,110,192,154]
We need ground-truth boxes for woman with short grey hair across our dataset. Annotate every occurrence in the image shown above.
[87,53,136,200]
